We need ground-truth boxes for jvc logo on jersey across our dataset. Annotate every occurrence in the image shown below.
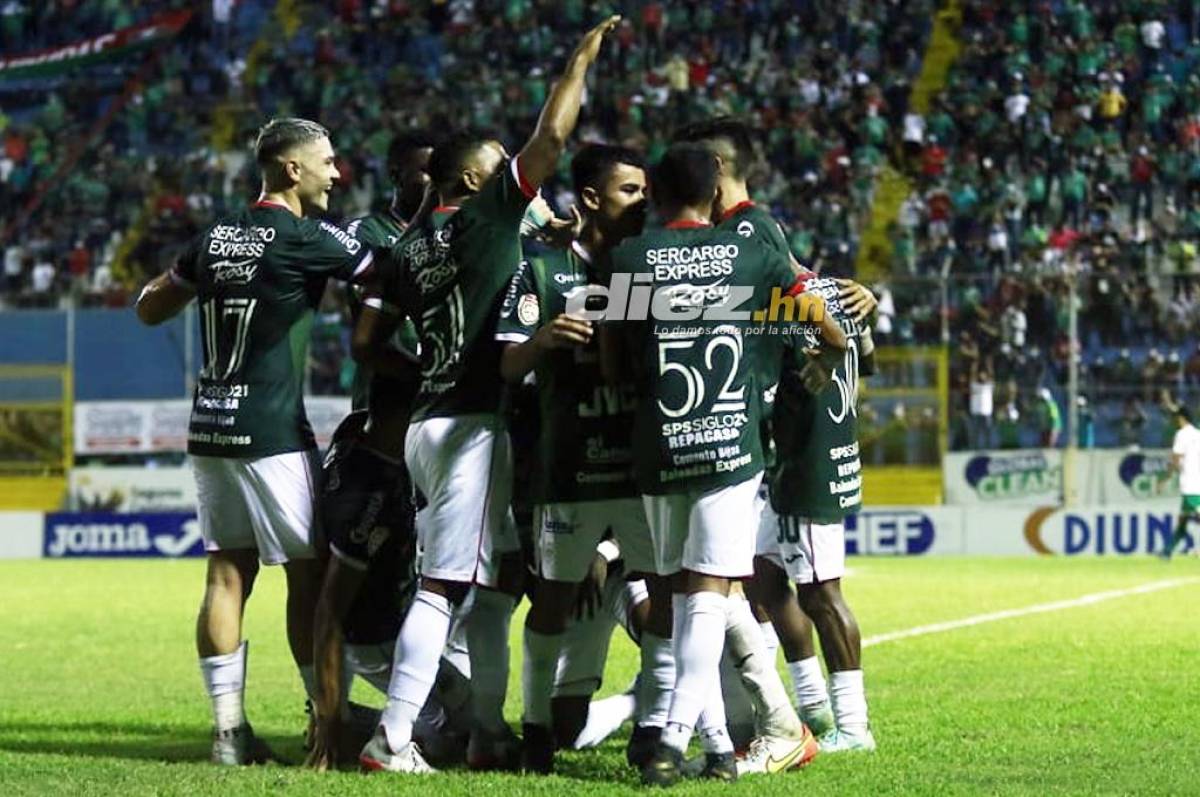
[844,512,935,555]
[43,513,205,558]
[564,274,824,324]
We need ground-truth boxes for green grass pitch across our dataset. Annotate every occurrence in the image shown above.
[0,556,1196,795]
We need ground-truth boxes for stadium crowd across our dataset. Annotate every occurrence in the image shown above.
[884,0,1200,448]
[2,0,1199,450]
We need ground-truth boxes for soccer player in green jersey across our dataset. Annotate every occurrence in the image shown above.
[136,118,376,765]
[307,131,435,767]
[344,131,435,410]
[672,117,878,320]
[357,17,622,774]
[493,143,657,772]
[606,144,818,785]
[754,277,878,753]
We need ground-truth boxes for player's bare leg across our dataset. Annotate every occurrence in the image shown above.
[752,556,834,736]
[796,579,874,751]
[197,549,275,764]
[283,558,322,700]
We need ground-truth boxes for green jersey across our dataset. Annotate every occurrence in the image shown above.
[172,200,374,457]
[495,243,638,503]
[720,201,792,260]
[370,158,536,421]
[612,221,796,495]
[770,277,865,521]
[345,209,420,413]
[717,200,802,467]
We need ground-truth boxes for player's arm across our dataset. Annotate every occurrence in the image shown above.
[307,558,367,770]
[500,317,594,382]
[516,16,620,189]
[135,271,194,325]
[350,302,420,379]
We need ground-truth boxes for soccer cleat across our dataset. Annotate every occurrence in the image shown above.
[211,723,278,766]
[359,727,437,773]
[640,743,684,787]
[800,700,836,738]
[697,751,738,782]
[626,723,663,768]
[818,727,877,753]
[521,722,555,774]
[466,725,522,772]
[735,729,819,776]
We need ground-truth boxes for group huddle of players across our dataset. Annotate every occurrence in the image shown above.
[136,18,878,787]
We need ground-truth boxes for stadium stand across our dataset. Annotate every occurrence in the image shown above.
[1,0,1197,446]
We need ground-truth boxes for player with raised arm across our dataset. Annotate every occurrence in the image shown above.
[608,144,825,786]
[135,118,375,765]
[754,276,878,753]
[494,143,664,773]
[356,16,622,775]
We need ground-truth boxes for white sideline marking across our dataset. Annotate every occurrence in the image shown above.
[862,577,1200,649]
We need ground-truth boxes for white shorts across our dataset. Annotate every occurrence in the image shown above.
[554,575,648,697]
[757,503,846,585]
[534,498,655,581]
[405,414,519,587]
[642,472,764,578]
[192,449,321,565]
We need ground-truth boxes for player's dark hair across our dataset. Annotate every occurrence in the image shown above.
[571,144,646,195]
[387,130,438,179]
[671,116,756,180]
[652,144,719,210]
[1177,405,1193,423]
[428,131,491,193]
[254,118,330,167]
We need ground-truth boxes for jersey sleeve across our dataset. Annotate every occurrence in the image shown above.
[361,245,408,318]
[468,156,538,228]
[1174,430,1187,456]
[168,232,204,289]
[496,258,540,344]
[294,218,376,282]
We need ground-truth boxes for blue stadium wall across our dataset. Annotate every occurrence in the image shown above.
[0,309,197,400]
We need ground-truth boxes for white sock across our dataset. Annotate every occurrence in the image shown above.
[638,631,675,728]
[829,669,869,733]
[199,640,247,732]
[522,627,565,727]
[572,690,638,749]
[442,615,471,679]
[381,589,453,750]
[298,664,317,701]
[696,657,736,754]
[661,591,728,754]
[788,656,828,709]
[726,597,804,738]
[759,621,780,661]
[466,587,516,733]
[717,650,755,733]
